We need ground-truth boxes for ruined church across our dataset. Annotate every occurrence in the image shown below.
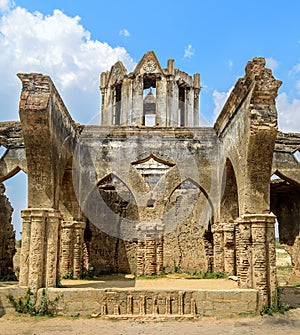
[0,51,300,308]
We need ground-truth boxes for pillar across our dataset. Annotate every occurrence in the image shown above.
[137,240,145,276]
[73,221,86,278]
[193,74,200,127]
[236,214,277,306]
[27,209,48,290]
[132,75,143,125]
[19,209,31,286]
[212,223,225,273]
[145,236,156,276]
[186,87,194,127]
[19,208,62,290]
[46,210,61,287]
[156,77,167,126]
[156,235,164,275]
[59,221,74,276]
[223,222,236,276]
[236,217,252,288]
[137,221,165,276]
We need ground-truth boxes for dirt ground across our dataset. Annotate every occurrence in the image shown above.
[1,308,300,335]
[60,275,238,290]
[1,249,297,335]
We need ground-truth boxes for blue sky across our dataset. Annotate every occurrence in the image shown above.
[1,0,300,237]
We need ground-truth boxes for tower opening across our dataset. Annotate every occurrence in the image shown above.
[143,75,156,126]
[114,84,122,125]
[178,86,185,126]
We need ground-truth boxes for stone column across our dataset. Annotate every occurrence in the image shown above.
[132,75,143,125]
[186,87,194,127]
[137,240,145,276]
[267,219,277,300]
[156,235,164,275]
[121,78,129,125]
[73,221,86,278]
[19,209,32,286]
[193,74,200,127]
[145,236,156,276]
[28,209,48,291]
[223,222,236,276]
[59,221,74,276]
[137,221,165,276]
[235,217,252,289]
[156,77,167,126]
[211,223,225,273]
[236,214,277,307]
[45,210,61,287]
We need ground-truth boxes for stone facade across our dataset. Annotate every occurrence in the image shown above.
[0,51,299,309]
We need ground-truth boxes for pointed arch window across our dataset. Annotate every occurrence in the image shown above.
[143,74,157,126]
[114,84,122,125]
[178,85,186,126]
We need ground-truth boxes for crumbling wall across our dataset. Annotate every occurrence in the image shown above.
[0,183,16,280]
[271,181,300,284]
[85,222,137,275]
[163,188,212,273]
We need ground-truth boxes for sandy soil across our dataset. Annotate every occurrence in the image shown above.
[1,308,300,335]
[61,276,238,290]
[2,248,296,334]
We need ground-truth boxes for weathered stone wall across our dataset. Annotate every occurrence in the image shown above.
[75,126,218,275]
[271,132,300,284]
[0,184,16,280]
[271,181,300,284]
[0,286,259,318]
[163,190,212,273]
[0,121,27,182]
[213,58,281,306]
[85,222,137,275]
[2,54,293,311]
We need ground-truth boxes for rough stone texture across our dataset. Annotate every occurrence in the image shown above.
[0,286,259,318]
[0,121,27,183]
[1,52,298,311]
[0,184,16,280]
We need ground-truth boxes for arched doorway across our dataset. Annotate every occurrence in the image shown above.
[270,171,300,284]
[83,173,139,275]
[163,178,214,274]
[1,170,27,281]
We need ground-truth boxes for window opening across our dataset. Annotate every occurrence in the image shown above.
[178,86,185,126]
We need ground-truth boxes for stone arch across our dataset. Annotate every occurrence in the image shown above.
[270,171,300,284]
[0,169,28,281]
[0,145,6,157]
[220,158,239,222]
[212,158,239,276]
[163,177,214,274]
[82,172,139,275]
[58,156,86,279]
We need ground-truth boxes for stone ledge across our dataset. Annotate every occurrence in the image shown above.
[0,287,259,318]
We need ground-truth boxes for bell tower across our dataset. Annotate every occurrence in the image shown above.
[100,51,201,127]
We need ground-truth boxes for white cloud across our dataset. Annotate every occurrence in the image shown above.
[184,44,194,59]
[119,28,130,37]
[0,6,136,123]
[212,87,233,121]
[276,92,300,132]
[266,57,279,71]
[0,0,14,12]
[228,60,233,69]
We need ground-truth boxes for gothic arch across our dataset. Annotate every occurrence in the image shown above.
[163,177,214,273]
[220,158,239,222]
[270,171,300,283]
[82,172,139,275]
